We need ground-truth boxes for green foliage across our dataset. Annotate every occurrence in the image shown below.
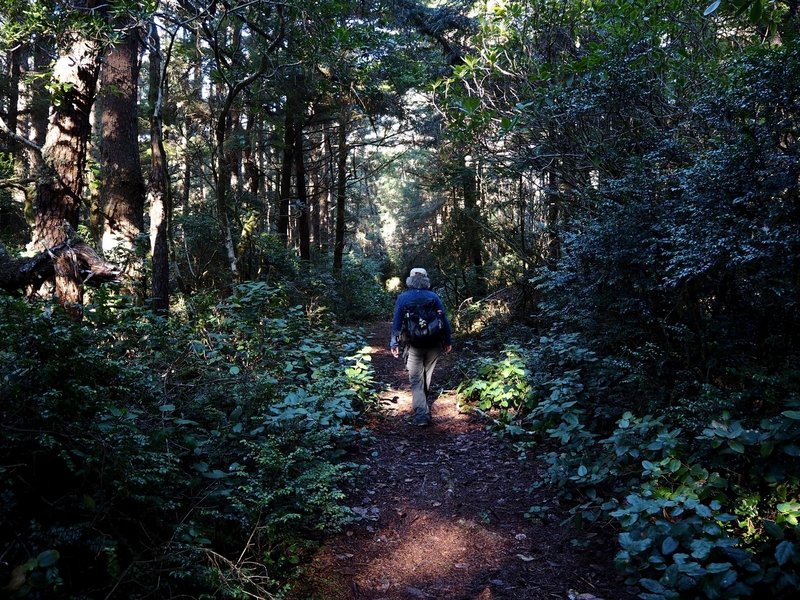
[0,281,378,599]
[457,344,532,417]
[297,255,393,325]
[604,408,800,598]
[456,28,800,598]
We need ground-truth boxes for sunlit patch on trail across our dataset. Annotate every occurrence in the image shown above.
[347,509,508,598]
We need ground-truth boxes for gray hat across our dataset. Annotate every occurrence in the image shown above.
[406,267,431,289]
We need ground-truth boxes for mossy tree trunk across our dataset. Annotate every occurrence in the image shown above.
[30,32,102,318]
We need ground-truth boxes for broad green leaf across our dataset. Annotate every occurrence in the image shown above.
[728,440,745,453]
[763,520,784,540]
[640,578,666,593]
[783,444,800,456]
[777,502,800,513]
[678,560,707,577]
[750,0,763,22]
[704,0,721,16]
[775,541,795,566]
[706,562,732,573]
[720,569,738,588]
[460,96,481,114]
[662,536,679,555]
[690,539,714,560]
[36,550,59,568]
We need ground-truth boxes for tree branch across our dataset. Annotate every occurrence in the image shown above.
[0,116,43,155]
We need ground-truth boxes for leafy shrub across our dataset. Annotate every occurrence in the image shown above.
[457,344,532,419]
[0,281,378,599]
[290,255,393,325]
[459,331,800,598]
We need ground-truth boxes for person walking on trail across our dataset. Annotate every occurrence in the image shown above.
[390,267,453,426]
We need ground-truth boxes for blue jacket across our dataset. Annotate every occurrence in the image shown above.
[390,289,452,349]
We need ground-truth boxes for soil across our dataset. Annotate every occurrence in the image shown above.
[292,322,640,600]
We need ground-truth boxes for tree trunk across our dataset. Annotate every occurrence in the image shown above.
[5,48,21,156]
[20,39,51,227]
[321,128,333,252]
[236,111,264,279]
[215,109,240,278]
[7,45,29,225]
[294,123,310,261]
[28,41,50,175]
[278,109,294,246]
[147,24,170,314]
[518,174,527,257]
[243,111,261,197]
[546,166,560,267]
[310,130,321,251]
[180,28,201,215]
[31,39,100,249]
[98,27,145,294]
[333,109,349,274]
[30,33,102,318]
[461,156,486,296]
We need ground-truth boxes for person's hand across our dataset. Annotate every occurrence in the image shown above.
[444,344,452,354]
[391,347,399,358]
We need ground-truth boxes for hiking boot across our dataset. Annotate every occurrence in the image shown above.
[414,415,432,427]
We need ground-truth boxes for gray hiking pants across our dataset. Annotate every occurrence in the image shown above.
[405,345,442,422]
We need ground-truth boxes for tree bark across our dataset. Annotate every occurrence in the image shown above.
[30,30,102,318]
[294,123,311,261]
[31,37,101,251]
[332,109,349,274]
[6,46,21,160]
[98,27,146,293]
[278,108,294,246]
[321,128,333,252]
[461,156,486,296]
[147,24,170,314]
[545,166,560,267]
[215,107,240,278]
[309,129,321,251]
[209,10,284,276]
[214,58,272,277]
[7,45,30,232]
[243,111,261,198]
[28,40,50,178]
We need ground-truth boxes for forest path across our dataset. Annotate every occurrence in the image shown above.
[292,322,636,600]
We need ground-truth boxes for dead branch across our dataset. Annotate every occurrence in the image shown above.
[1,237,121,296]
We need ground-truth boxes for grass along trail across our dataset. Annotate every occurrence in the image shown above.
[292,321,637,600]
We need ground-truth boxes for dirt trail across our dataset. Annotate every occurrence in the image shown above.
[293,322,637,600]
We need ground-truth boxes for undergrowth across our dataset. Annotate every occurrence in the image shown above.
[457,329,800,599]
[0,277,380,599]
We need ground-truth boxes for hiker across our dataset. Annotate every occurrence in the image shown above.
[390,267,453,426]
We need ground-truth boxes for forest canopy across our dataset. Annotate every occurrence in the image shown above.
[1,0,799,598]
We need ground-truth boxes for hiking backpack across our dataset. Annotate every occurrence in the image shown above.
[400,298,445,348]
